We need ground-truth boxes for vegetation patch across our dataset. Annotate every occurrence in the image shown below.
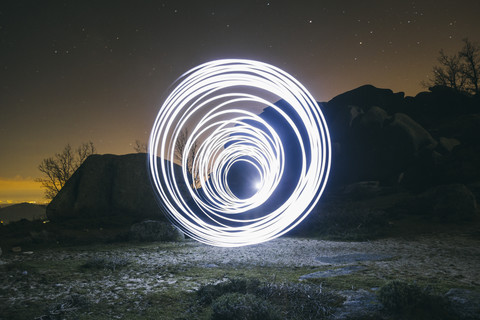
[197,277,344,320]
[211,292,281,320]
[377,280,455,320]
[1,237,478,319]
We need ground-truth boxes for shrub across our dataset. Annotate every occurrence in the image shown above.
[377,280,423,312]
[377,280,454,319]
[211,293,281,320]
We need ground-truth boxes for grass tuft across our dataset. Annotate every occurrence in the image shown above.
[34,294,90,320]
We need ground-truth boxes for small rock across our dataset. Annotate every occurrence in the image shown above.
[343,181,381,199]
[11,246,21,253]
[201,263,219,268]
[333,289,383,320]
[130,220,184,242]
[445,288,480,320]
[23,251,34,255]
[300,265,366,280]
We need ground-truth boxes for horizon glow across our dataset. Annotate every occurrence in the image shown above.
[148,59,331,247]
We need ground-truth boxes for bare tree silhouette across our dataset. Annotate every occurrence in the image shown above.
[428,50,466,91]
[36,142,96,199]
[459,38,480,95]
[424,38,480,95]
[133,140,147,153]
[174,128,201,188]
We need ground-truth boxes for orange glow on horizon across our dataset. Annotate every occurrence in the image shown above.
[0,177,47,205]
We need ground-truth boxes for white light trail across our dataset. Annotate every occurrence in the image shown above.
[148,59,331,247]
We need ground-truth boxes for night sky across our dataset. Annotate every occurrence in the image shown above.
[1,0,479,204]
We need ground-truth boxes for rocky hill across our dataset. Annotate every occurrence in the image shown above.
[0,203,46,224]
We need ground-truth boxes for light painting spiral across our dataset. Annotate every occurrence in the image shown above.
[148,59,331,247]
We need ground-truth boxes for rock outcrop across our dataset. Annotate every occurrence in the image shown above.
[329,108,437,186]
[321,84,480,191]
[46,153,182,223]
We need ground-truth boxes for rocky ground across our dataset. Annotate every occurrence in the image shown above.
[1,234,479,319]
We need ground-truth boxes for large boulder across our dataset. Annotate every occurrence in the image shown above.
[435,113,480,149]
[331,109,437,186]
[385,113,437,154]
[405,86,478,130]
[432,144,480,186]
[437,137,461,154]
[326,84,405,116]
[47,153,183,223]
[408,184,478,221]
[321,85,405,151]
[129,220,184,242]
[356,106,389,131]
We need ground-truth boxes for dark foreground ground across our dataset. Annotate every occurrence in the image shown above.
[1,231,479,320]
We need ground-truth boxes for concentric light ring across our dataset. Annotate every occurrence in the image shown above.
[148,59,331,247]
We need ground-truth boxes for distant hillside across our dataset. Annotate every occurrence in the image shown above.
[0,203,46,224]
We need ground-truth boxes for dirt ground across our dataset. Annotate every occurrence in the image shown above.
[1,233,479,319]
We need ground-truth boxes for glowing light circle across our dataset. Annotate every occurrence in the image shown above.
[148,59,331,247]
